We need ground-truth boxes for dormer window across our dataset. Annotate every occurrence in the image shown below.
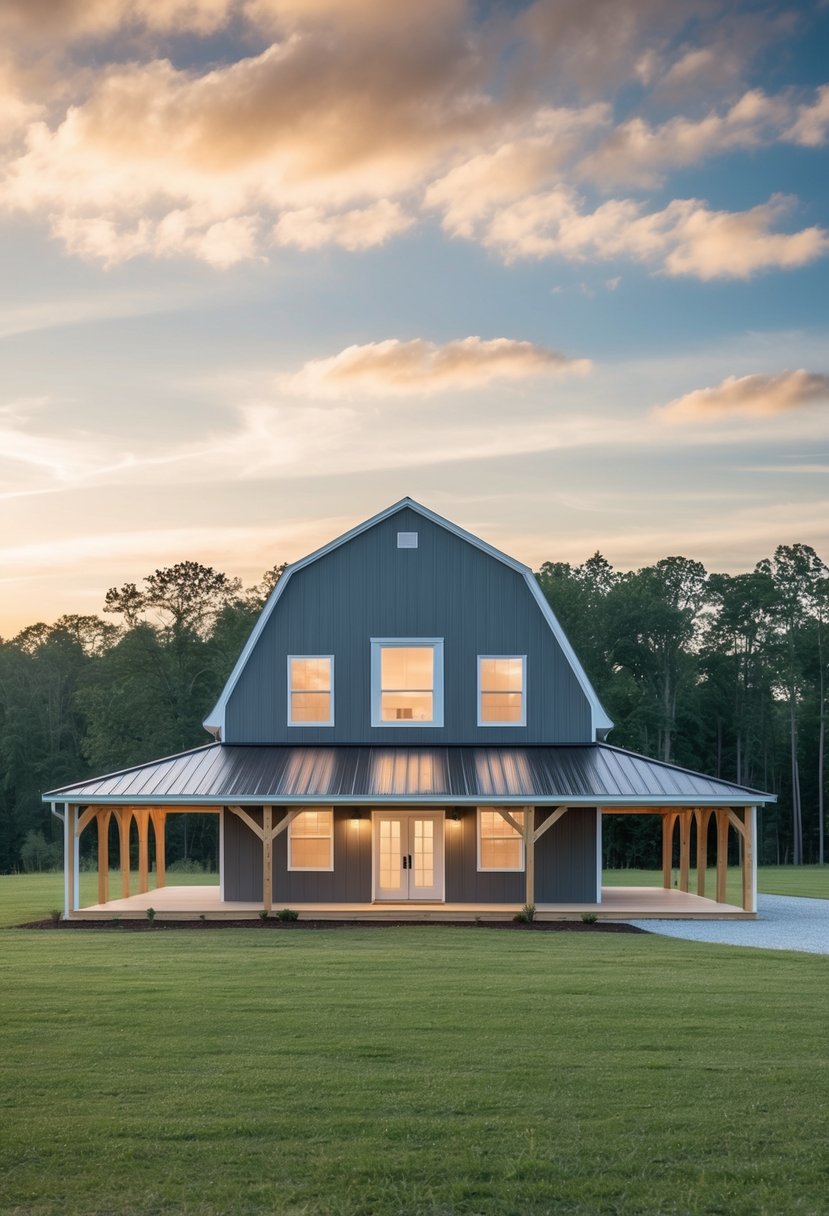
[371,639,444,727]
[478,656,526,726]
[287,656,334,726]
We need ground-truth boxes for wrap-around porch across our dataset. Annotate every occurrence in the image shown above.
[56,801,758,921]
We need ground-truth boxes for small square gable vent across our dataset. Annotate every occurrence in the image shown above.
[397,531,418,549]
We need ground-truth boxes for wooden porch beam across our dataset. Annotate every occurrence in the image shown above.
[533,806,570,843]
[150,809,166,889]
[228,805,265,841]
[678,811,691,892]
[262,807,273,912]
[115,808,132,898]
[662,812,676,889]
[716,809,729,904]
[495,809,525,836]
[76,806,97,837]
[741,808,756,913]
[695,809,712,899]
[524,808,534,906]
[133,808,151,895]
[97,810,112,905]
[271,809,299,840]
[726,808,748,840]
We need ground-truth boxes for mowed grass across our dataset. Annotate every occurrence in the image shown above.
[1,922,827,1216]
[604,864,829,903]
[0,872,219,929]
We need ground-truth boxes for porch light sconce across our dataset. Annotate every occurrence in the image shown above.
[449,811,462,822]
[351,810,364,822]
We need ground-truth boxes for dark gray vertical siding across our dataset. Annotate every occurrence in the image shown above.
[533,808,598,903]
[444,810,525,903]
[223,808,263,901]
[273,809,372,902]
[225,507,592,744]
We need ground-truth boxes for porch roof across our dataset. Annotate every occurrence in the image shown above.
[43,743,774,807]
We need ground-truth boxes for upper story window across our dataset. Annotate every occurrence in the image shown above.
[478,656,526,726]
[287,656,334,726]
[288,809,334,870]
[477,808,525,871]
[371,639,444,727]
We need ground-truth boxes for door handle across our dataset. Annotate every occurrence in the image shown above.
[402,856,408,869]
[408,854,412,870]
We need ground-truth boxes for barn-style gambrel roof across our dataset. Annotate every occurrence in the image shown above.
[204,497,613,741]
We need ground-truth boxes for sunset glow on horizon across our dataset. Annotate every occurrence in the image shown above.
[1,0,828,635]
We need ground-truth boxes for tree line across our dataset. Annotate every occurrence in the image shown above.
[0,544,826,873]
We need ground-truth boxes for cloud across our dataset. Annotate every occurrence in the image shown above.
[657,370,829,423]
[480,190,828,279]
[579,89,790,187]
[273,200,414,251]
[0,0,233,41]
[282,337,592,398]
[786,85,829,147]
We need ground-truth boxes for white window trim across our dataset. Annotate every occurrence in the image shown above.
[287,808,334,871]
[477,655,527,728]
[286,655,335,728]
[370,638,444,728]
[476,807,525,872]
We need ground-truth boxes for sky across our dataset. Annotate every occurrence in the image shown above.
[1,0,828,636]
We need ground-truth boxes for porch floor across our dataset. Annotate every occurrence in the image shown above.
[71,884,754,920]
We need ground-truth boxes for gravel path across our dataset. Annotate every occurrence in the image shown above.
[629,894,829,955]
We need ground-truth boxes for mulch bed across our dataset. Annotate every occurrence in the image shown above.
[18,918,647,934]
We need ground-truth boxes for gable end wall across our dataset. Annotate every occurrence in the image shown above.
[224,507,592,744]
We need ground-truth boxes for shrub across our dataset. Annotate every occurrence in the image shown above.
[20,831,62,874]
[276,908,299,922]
[49,909,62,924]
[166,858,204,874]
[146,907,156,923]
[513,903,536,924]
[581,912,598,924]
[258,909,270,921]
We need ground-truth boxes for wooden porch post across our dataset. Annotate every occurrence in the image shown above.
[262,807,273,912]
[133,808,150,895]
[525,807,534,905]
[678,811,691,892]
[97,810,112,905]
[151,810,167,889]
[742,807,757,913]
[661,813,675,888]
[116,809,133,898]
[695,809,711,898]
[716,809,729,904]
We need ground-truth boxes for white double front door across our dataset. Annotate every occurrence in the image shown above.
[373,811,445,901]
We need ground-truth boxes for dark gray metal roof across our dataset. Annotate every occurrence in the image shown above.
[43,743,774,806]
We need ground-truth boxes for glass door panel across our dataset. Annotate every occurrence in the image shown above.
[373,812,444,901]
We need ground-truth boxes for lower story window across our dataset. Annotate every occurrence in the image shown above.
[288,809,334,870]
[477,808,525,871]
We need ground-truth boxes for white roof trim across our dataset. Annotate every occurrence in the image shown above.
[39,793,765,808]
[203,497,613,739]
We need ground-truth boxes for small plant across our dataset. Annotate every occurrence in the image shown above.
[513,903,536,923]
[581,912,598,924]
[259,909,270,921]
[49,908,62,925]
[199,914,207,923]
[276,908,299,922]
[112,914,122,927]
[146,907,156,924]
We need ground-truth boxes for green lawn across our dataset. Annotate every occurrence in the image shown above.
[0,918,826,1216]
[604,864,829,904]
[0,872,218,929]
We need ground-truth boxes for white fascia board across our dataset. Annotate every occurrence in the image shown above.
[39,793,774,807]
[203,495,613,740]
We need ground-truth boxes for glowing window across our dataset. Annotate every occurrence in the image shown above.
[287,656,334,726]
[478,656,526,726]
[288,809,334,870]
[370,639,444,727]
[477,809,525,871]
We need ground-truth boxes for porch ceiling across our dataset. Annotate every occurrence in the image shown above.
[44,742,774,807]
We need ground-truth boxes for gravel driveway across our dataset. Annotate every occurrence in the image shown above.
[629,894,829,955]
